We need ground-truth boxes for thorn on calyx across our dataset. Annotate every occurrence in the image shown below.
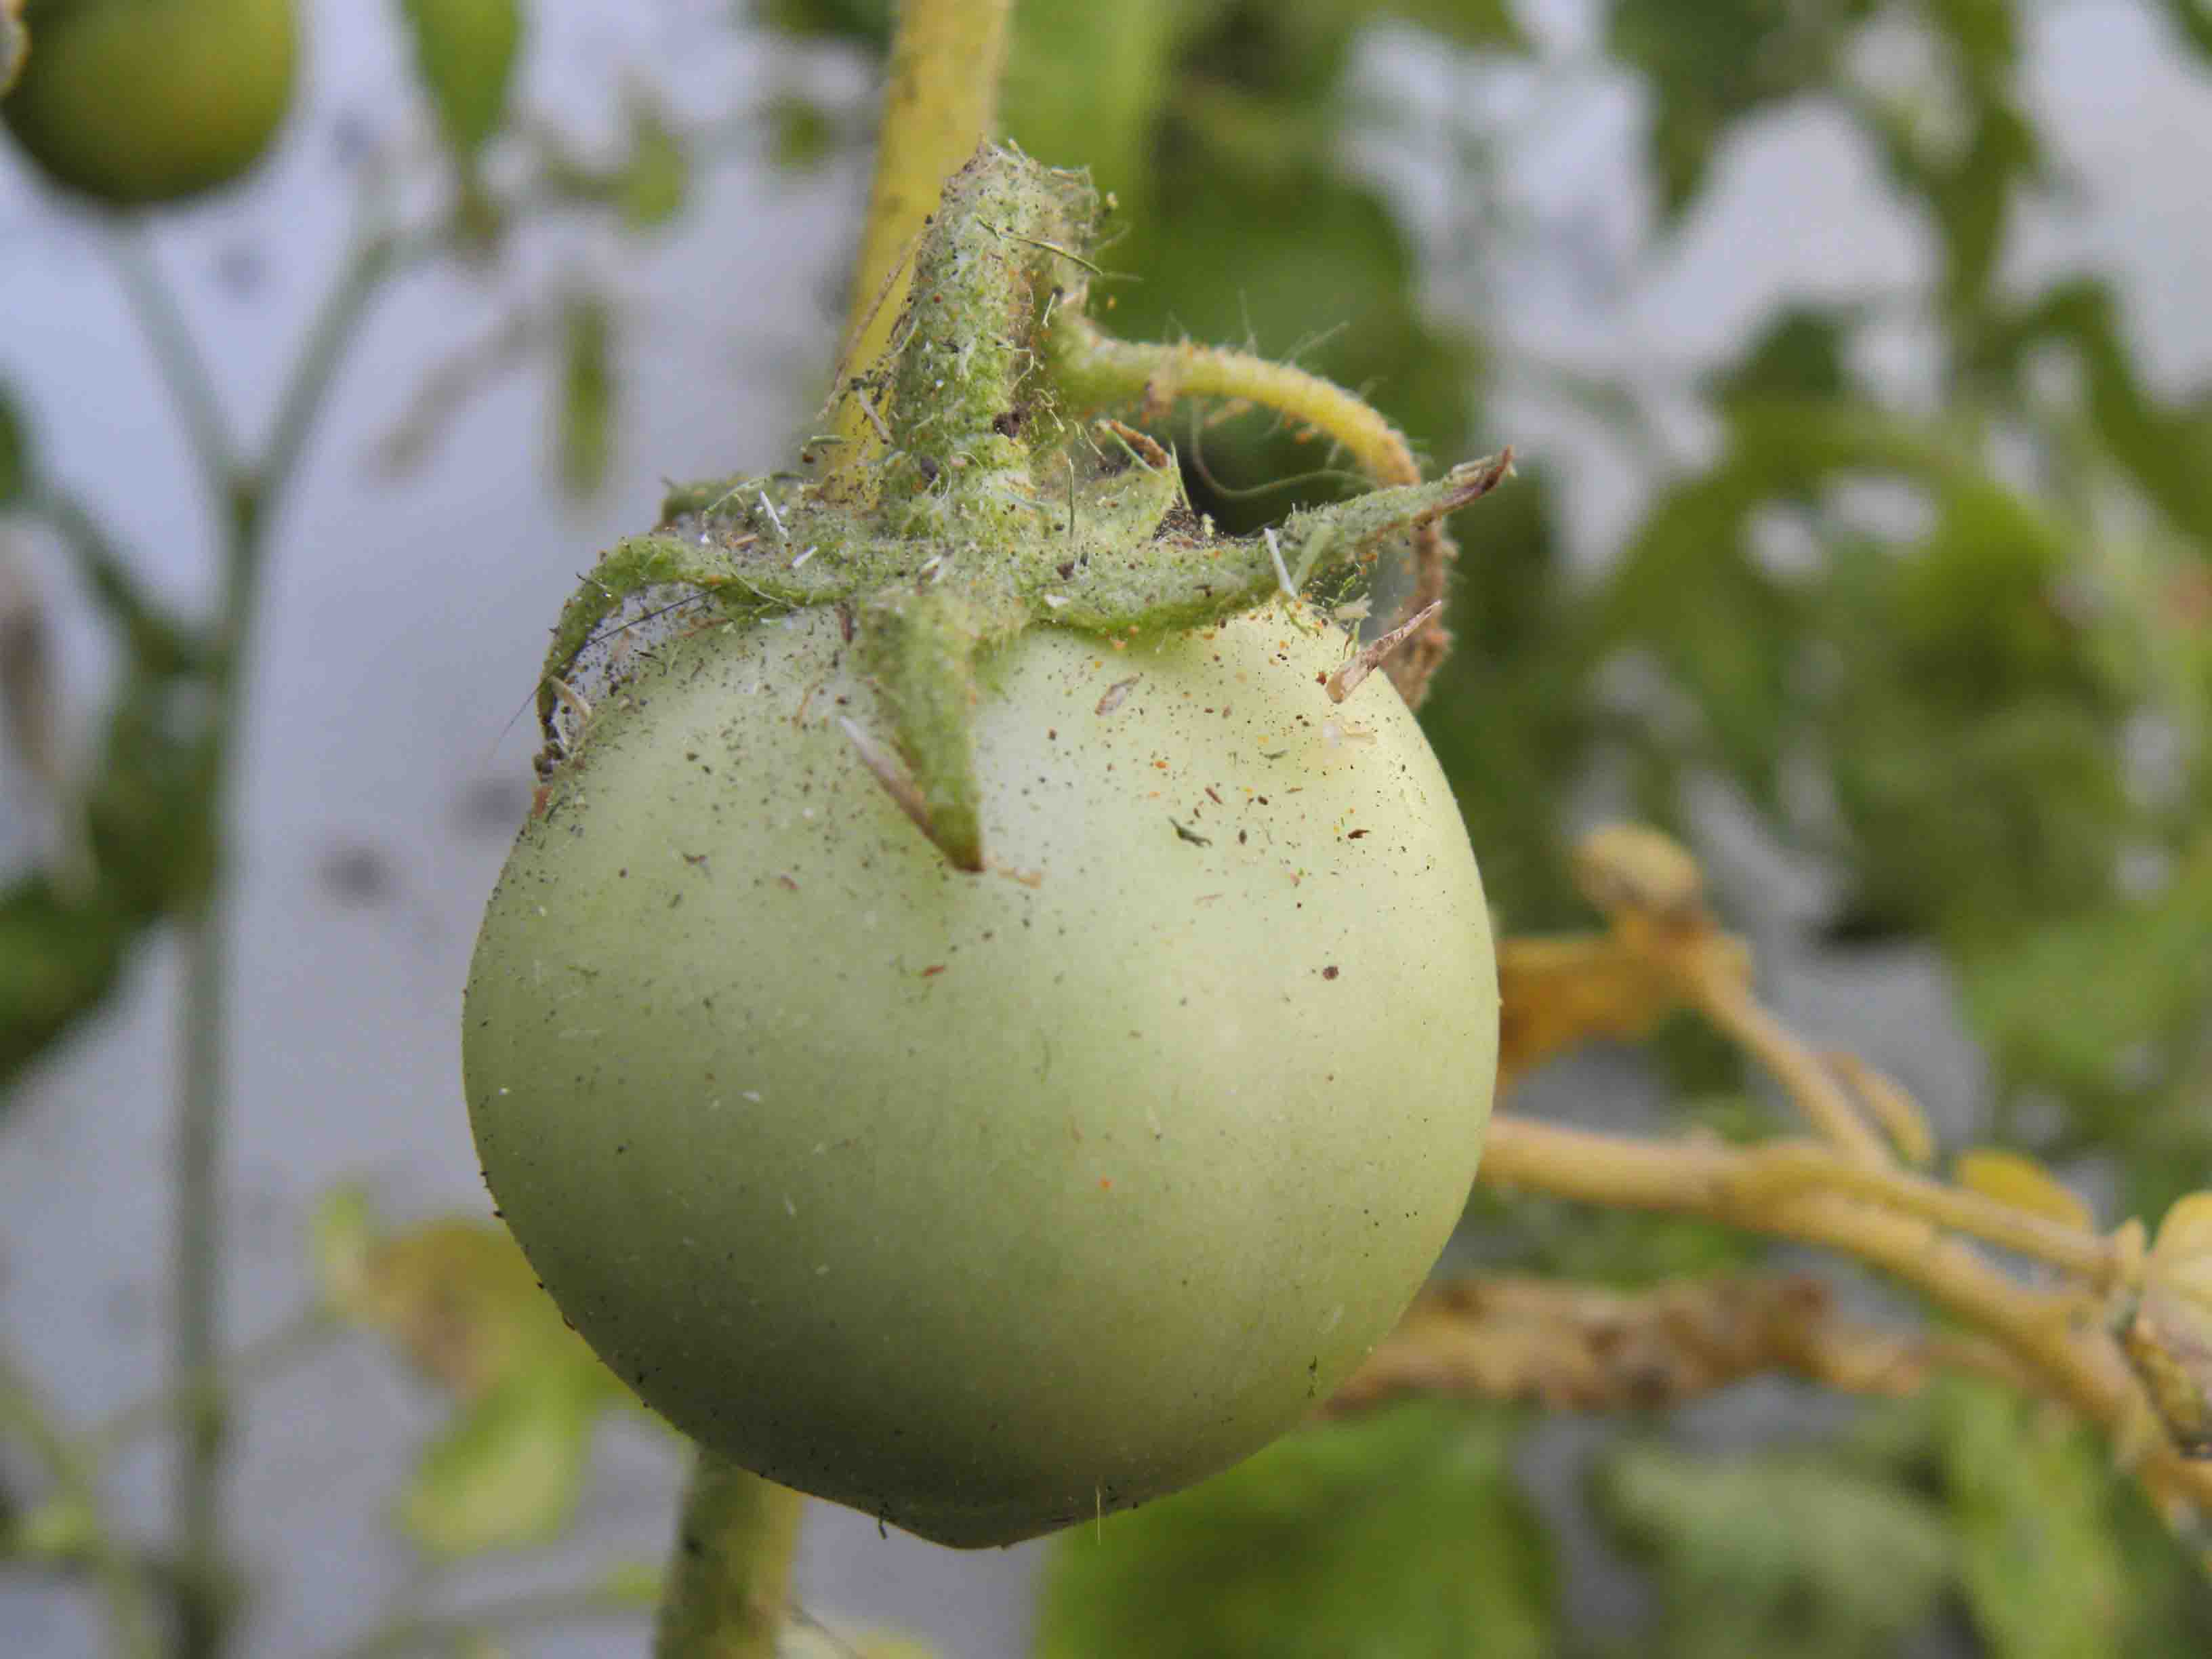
[1328,600,1443,703]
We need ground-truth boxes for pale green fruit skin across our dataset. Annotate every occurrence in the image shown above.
[3,0,297,205]
[463,601,1497,1548]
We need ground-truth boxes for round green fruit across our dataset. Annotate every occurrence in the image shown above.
[3,0,298,205]
[463,598,1497,1547]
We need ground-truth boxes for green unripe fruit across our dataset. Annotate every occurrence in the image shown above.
[3,0,298,205]
[464,600,1496,1547]
[461,145,1502,1549]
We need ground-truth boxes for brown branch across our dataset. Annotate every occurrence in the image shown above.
[1477,1114,2212,1524]
[1455,820,2212,1549]
[1327,1270,2030,1419]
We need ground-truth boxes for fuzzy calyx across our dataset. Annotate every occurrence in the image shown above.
[531,146,1508,869]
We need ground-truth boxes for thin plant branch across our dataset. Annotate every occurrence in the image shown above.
[106,226,241,491]
[114,201,417,1659]
[1044,314,1468,703]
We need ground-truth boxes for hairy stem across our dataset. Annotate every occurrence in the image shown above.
[1044,313,1461,701]
[652,1453,807,1659]
[829,0,1015,476]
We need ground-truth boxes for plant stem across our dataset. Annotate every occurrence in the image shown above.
[106,228,241,489]
[827,0,1013,473]
[1043,314,1461,701]
[651,1453,807,1659]
[110,212,411,1659]
[171,897,230,1659]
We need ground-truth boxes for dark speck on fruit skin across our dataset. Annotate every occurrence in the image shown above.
[1322,966,1340,981]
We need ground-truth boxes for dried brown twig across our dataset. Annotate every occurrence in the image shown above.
[1328,822,2212,1556]
[1330,1270,2028,1419]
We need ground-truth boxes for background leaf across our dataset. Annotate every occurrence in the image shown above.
[1598,1439,1956,1658]
[396,0,526,158]
[1033,1402,1553,1659]
[555,289,615,500]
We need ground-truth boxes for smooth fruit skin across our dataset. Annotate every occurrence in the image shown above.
[464,602,1498,1548]
[3,0,298,205]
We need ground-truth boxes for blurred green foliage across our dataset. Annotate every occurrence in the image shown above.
[1034,1403,1554,1659]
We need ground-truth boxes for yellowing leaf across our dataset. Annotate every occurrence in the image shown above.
[308,1183,377,1313]
[401,1366,597,1556]
[1952,1148,2093,1233]
[317,1195,618,1406]
[2123,1193,2212,1454]
[1496,935,1679,1088]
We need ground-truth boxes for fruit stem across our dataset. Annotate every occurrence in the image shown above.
[826,0,1015,481]
[1043,311,1463,703]
[651,1452,808,1659]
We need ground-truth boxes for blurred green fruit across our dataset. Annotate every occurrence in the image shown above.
[3,0,298,205]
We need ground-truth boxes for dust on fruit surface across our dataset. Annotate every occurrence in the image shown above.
[464,599,1498,1547]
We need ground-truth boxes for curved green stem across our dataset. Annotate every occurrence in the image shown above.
[107,228,241,491]
[256,230,411,524]
[651,1452,807,1659]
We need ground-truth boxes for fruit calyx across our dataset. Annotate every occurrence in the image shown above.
[534,145,1509,871]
